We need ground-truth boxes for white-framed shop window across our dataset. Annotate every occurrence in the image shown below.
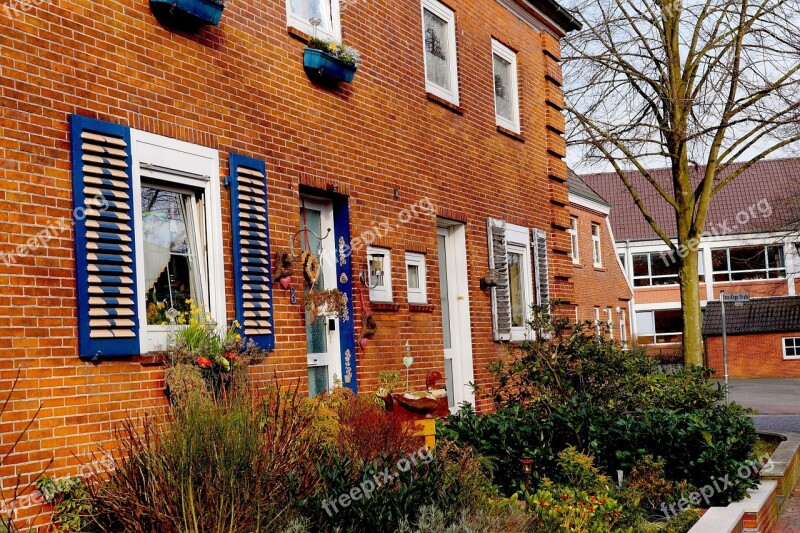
[405,252,427,304]
[286,0,341,41]
[492,39,520,133]
[131,131,225,353]
[421,0,459,105]
[367,246,392,302]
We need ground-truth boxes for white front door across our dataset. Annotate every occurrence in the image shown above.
[301,198,342,397]
[437,222,474,410]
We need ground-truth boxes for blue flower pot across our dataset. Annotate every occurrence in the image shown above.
[150,0,225,27]
[303,48,358,84]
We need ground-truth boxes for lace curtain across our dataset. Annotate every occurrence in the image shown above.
[424,9,450,90]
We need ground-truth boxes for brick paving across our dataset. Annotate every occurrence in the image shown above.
[773,482,800,532]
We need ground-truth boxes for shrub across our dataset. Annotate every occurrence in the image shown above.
[36,475,96,533]
[85,382,320,532]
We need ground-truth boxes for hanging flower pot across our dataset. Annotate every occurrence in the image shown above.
[303,38,361,84]
[150,0,225,28]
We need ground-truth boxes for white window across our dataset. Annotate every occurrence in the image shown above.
[405,252,427,304]
[711,245,786,282]
[421,0,459,105]
[591,223,602,267]
[506,224,534,340]
[636,309,683,345]
[367,246,392,302]
[620,309,628,345]
[286,0,341,41]
[784,337,800,359]
[594,307,600,331]
[492,39,519,133]
[568,216,579,263]
[132,131,224,352]
[605,308,613,339]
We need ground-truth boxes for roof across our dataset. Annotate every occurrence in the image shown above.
[703,296,800,336]
[567,170,610,208]
[580,158,800,241]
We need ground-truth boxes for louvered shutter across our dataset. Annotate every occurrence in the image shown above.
[70,115,139,360]
[533,228,550,307]
[230,154,275,351]
[487,218,512,341]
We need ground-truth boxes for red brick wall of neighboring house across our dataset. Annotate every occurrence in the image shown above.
[0,0,574,525]
[568,205,632,336]
[706,332,800,378]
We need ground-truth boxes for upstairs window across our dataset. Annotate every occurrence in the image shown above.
[492,39,520,133]
[287,0,340,41]
[591,223,602,267]
[631,251,705,286]
[568,216,579,263]
[422,0,459,105]
[711,245,786,282]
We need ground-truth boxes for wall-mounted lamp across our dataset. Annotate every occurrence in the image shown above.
[480,269,499,290]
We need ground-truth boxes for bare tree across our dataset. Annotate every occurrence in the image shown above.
[563,0,800,365]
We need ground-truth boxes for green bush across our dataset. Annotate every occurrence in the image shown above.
[440,311,758,506]
[36,475,96,533]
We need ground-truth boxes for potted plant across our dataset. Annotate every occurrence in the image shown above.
[304,288,347,319]
[303,38,361,84]
[150,0,226,28]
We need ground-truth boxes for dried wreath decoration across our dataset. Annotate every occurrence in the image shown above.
[304,289,347,319]
[301,250,321,286]
[273,248,294,288]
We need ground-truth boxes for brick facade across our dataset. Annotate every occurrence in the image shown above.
[706,333,800,378]
[0,0,579,524]
[568,204,632,335]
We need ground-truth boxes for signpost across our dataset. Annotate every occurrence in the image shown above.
[720,292,750,401]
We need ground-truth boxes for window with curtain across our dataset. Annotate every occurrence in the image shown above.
[421,0,459,104]
[141,186,206,326]
[287,0,339,40]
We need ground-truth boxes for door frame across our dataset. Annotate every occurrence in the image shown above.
[437,219,475,410]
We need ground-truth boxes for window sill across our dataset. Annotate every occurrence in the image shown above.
[135,353,165,366]
[409,303,434,312]
[497,125,524,142]
[594,266,606,272]
[426,92,463,115]
[370,301,400,311]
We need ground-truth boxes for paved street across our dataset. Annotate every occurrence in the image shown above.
[719,379,800,433]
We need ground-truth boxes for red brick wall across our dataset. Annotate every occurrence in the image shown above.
[568,205,632,332]
[706,332,800,378]
[0,0,573,524]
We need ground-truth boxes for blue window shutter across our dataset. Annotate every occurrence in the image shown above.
[230,153,275,350]
[70,115,140,360]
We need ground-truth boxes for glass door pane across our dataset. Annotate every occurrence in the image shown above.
[302,207,327,355]
[437,234,451,349]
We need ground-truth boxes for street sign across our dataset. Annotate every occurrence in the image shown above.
[722,293,750,303]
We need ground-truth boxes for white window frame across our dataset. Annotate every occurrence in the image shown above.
[405,252,427,304]
[286,0,341,41]
[568,216,580,264]
[591,223,602,267]
[421,0,459,105]
[711,245,787,282]
[367,246,392,302]
[783,337,800,360]
[491,39,520,133]
[620,309,628,345]
[605,308,613,339]
[635,309,683,345]
[131,130,225,353]
[506,223,534,342]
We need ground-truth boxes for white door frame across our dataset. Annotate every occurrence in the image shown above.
[437,220,475,410]
[301,197,342,392]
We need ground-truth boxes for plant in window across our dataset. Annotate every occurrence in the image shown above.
[303,37,362,83]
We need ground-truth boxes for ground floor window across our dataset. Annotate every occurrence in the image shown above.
[636,309,683,344]
[783,337,800,359]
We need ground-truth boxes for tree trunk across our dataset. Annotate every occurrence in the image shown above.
[679,249,704,366]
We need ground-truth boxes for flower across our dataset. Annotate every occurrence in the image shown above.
[196,357,213,369]
[228,354,238,362]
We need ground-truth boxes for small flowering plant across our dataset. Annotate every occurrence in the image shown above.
[163,301,268,400]
[308,37,361,68]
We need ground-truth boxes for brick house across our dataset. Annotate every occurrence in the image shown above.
[582,159,800,370]
[0,0,582,520]
[704,296,800,378]
[566,171,633,339]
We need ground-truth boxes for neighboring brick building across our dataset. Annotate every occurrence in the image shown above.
[704,297,800,378]
[0,0,581,522]
[566,171,633,339]
[582,159,800,370]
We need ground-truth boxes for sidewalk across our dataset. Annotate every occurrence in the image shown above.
[773,479,800,532]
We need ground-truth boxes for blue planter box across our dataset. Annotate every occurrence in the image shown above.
[303,48,358,84]
[150,0,225,27]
